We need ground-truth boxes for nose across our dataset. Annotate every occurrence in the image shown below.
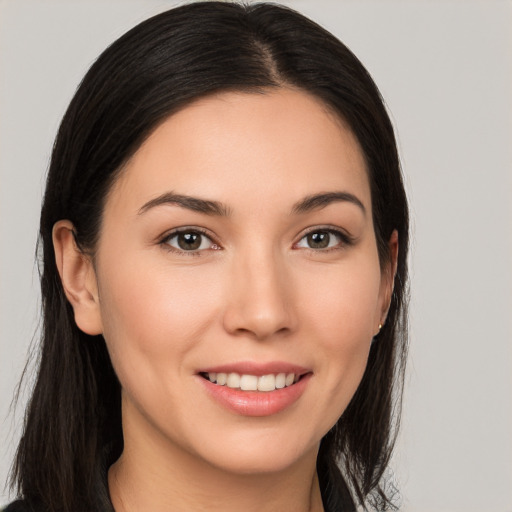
[222,248,297,341]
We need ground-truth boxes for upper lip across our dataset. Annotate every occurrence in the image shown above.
[198,361,311,377]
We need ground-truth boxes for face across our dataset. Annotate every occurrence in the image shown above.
[89,89,392,475]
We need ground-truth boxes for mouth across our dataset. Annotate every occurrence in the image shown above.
[197,363,312,416]
[199,371,304,392]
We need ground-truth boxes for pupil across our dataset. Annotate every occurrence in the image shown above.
[178,233,201,250]
[308,231,329,249]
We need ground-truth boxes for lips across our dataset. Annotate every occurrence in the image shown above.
[197,362,312,416]
[200,372,299,391]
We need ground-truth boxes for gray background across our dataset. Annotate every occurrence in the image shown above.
[1,1,511,510]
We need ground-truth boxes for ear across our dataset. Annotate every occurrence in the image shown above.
[52,220,103,335]
[376,229,399,335]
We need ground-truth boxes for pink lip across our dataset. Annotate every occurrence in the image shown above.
[196,362,312,417]
[198,361,310,377]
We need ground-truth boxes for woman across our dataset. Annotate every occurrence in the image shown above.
[6,2,409,511]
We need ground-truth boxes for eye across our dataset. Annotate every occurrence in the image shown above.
[295,229,348,250]
[162,229,219,253]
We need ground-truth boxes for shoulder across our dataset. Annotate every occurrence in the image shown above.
[2,500,40,512]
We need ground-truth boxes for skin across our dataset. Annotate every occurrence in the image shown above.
[53,88,397,512]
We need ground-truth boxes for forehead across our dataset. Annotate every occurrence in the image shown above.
[106,88,370,217]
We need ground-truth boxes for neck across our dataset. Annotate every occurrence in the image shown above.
[108,403,324,512]
[109,457,324,512]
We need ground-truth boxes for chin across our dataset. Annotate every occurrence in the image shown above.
[191,427,321,476]
[207,449,311,476]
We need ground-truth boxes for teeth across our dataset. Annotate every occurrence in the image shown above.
[275,373,286,389]
[240,374,258,391]
[257,374,275,392]
[226,373,240,388]
[205,372,299,392]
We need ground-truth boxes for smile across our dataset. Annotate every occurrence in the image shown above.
[201,372,300,392]
[198,365,312,416]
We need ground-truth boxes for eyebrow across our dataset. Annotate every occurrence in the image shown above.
[138,192,231,216]
[291,191,366,216]
[138,190,366,217]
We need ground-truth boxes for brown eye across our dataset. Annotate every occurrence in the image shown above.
[177,232,202,250]
[165,230,215,252]
[295,229,347,251]
[307,231,331,249]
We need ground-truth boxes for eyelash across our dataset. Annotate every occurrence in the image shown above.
[159,226,354,256]
[159,227,220,257]
[294,226,355,253]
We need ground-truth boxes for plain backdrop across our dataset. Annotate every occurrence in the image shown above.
[1,1,511,510]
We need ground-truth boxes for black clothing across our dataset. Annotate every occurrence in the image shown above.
[3,481,350,512]
[3,454,354,512]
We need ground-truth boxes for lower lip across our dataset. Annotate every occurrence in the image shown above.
[199,374,312,417]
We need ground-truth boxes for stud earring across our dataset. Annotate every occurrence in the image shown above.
[371,324,382,346]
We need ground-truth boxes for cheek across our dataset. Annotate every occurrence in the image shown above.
[298,256,381,418]
[96,252,223,381]
[302,258,382,349]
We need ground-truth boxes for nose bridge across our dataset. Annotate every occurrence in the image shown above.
[223,243,295,340]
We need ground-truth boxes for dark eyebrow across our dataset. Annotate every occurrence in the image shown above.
[292,191,366,216]
[138,192,231,216]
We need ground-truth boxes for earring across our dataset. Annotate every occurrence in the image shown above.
[371,323,383,346]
